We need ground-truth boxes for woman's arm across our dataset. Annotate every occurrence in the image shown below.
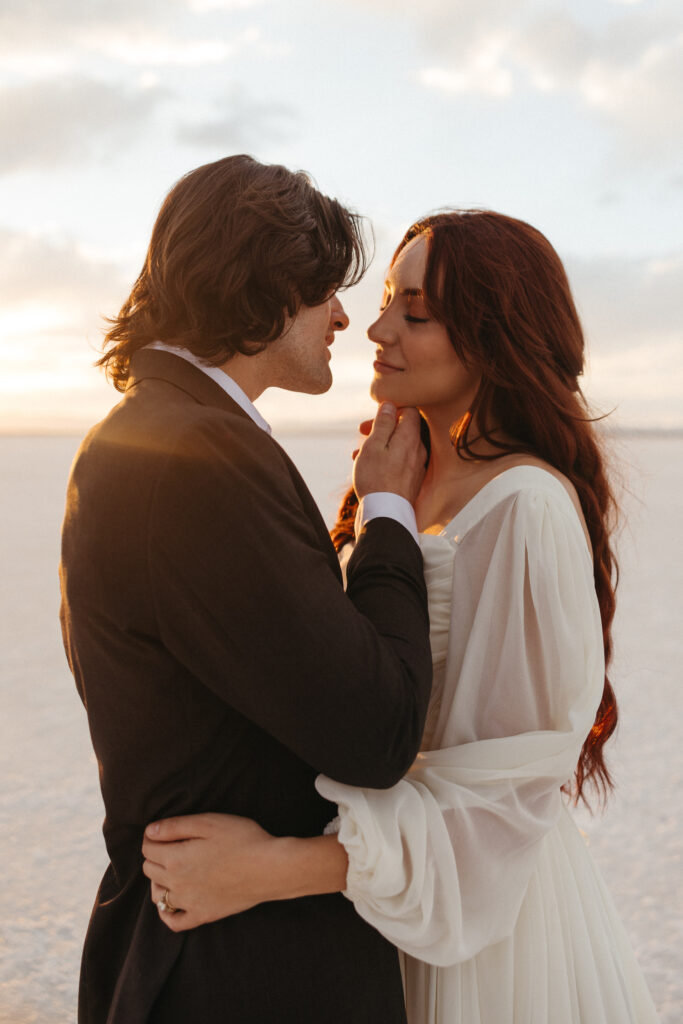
[142,813,348,932]
[316,486,605,966]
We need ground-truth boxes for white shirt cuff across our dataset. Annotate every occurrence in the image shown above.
[355,492,419,545]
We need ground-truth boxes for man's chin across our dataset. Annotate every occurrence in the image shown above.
[311,377,333,396]
[284,373,333,397]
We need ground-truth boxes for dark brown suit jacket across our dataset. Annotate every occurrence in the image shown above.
[60,349,432,1023]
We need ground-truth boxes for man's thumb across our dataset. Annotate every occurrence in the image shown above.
[369,402,397,443]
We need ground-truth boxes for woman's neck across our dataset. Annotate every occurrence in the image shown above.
[415,405,513,533]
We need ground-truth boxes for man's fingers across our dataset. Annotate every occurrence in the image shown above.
[145,814,208,842]
[394,406,421,432]
[387,407,422,453]
[353,402,425,503]
[366,403,397,447]
[353,417,379,459]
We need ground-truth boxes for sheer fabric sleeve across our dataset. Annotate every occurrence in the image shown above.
[316,486,605,966]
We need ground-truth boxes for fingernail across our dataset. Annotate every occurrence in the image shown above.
[379,402,396,416]
[146,823,159,836]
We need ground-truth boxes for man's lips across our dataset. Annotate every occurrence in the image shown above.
[373,358,403,373]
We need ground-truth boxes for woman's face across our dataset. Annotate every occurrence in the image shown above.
[368,234,480,416]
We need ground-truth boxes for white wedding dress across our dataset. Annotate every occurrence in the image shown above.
[317,467,658,1023]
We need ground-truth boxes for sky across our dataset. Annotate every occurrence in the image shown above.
[0,0,681,433]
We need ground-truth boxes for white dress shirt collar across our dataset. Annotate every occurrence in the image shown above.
[146,340,271,435]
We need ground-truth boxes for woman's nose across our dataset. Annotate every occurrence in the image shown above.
[367,309,394,345]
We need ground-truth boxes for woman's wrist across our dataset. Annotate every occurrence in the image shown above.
[267,834,349,902]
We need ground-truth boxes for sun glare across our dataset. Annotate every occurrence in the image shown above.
[0,306,74,340]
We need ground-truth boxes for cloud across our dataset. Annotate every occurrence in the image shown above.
[511,11,595,89]
[76,30,236,67]
[188,0,262,9]
[70,24,284,67]
[0,228,133,348]
[0,0,266,57]
[0,1,175,52]
[0,229,125,302]
[577,33,683,160]
[0,76,169,174]
[562,251,683,425]
[418,34,515,98]
[568,252,683,353]
[0,0,183,34]
[508,8,683,159]
[0,228,136,431]
[177,87,296,149]
[354,0,683,162]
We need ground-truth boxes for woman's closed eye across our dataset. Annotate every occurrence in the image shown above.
[378,304,429,324]
[378,286,430,323]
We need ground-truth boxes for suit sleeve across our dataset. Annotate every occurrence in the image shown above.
[146,415,432,789]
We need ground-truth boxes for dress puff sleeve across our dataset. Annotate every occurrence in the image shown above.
[316,476,606,967]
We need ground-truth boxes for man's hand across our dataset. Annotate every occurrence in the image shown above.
[353,403,426,505]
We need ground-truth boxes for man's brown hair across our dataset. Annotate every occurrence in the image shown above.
[98,155,370,390]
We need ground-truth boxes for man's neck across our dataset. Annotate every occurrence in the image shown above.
[218,350,269,401]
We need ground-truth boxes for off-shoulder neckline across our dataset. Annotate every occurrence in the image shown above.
[420,465,580,544]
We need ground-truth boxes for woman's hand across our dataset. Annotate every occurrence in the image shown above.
[142,812,349,933]
[142,812,282,932]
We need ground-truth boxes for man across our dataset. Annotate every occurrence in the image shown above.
[60,155,432,1023]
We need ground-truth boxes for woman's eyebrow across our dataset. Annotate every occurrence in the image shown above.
[384,281,423,297]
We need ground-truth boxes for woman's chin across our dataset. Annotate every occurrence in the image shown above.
[370,380,398,405]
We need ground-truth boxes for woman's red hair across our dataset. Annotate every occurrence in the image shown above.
[332,210,619,805]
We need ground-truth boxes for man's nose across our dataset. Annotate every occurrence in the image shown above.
[330,295,349,331]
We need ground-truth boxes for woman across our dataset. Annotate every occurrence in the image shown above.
[142,211,659,1022]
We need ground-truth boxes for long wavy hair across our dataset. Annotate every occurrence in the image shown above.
[98,154,369,390]
[332,210,619,805]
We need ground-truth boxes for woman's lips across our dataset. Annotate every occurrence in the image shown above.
[373,359,402,374]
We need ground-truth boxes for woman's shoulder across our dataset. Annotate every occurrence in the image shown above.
[494,454,583,514]
[492,455,590,549]
[441,456,591,553]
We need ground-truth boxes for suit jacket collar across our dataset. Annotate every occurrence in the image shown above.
[126,347,340,574]
[127,348,255,426]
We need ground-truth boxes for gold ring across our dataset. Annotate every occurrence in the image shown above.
[157,888,179,913]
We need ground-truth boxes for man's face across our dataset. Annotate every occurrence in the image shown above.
[266,295,349,395]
